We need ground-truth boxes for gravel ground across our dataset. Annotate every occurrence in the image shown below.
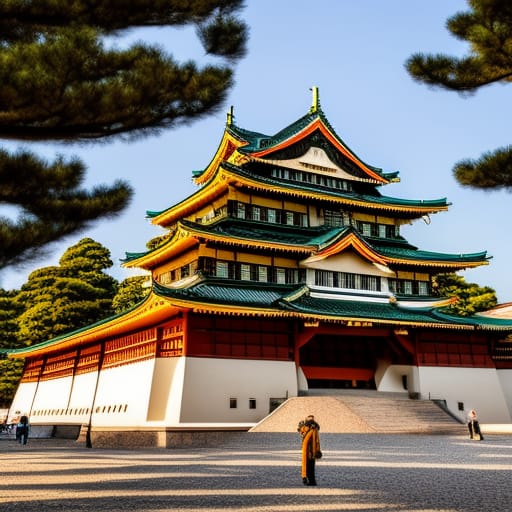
[1,433,511,512]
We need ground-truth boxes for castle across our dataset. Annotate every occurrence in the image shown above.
[7,89,512,443]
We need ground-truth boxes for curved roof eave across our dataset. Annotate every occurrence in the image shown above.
[303,227,489,271]
[246,116,390,184]
[221,163,449,216]
[193,127,249,185]
[146,177,228,228]
[5,292,184,359]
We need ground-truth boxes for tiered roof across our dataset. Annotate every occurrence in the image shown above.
[5,89,511,360]
[124,218,489,272]
[6,275,512,359]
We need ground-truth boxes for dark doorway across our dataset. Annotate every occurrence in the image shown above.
[299,334,387,389]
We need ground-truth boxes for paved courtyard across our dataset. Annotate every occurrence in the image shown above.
[1,433,511,511]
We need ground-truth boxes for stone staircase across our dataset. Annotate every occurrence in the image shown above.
[250,391,464,434]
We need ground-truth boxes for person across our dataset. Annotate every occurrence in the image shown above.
[16,415,30,445]
[467,409,484,441]
[298,414,322,486]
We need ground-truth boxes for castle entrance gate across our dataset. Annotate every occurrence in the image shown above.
[296,324,414,390]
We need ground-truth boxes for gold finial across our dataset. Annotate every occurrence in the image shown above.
[226,105,234,126]
[309,86,319,113]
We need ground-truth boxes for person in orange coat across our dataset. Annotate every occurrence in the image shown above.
[298,414,322,486]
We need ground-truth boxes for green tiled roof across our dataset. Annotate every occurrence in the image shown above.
[228,108,389,178]
[5,279,512,359]
[0,293,152,357]
[154,279,295,307]
[222,161,448,210]
[153,278,512,331]
[181,218,341,247]
[373,242,488,263]
[123,216,485,267]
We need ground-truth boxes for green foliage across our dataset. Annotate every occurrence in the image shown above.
[0,289,23,348]
[405,0,512,191]
[0,149,131,269]
[16,238,118,345]
[0,1,247,270]
[0,358,24,407]
[0,238,155,405]
[112,275,151,314]
[434,273,497,316]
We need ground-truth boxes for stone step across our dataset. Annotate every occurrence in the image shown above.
[250,394,464,434]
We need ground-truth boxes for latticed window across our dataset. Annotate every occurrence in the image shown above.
[418,281,429,296]
[324,210,343,227]
[389,279,430,296]
[216,261,229,278]
[240,264,251,281]
[206,258,304,285]
[252,206,261,221]
[315,270,334,287]
[315,270,381,291]
[361,223,372,236]
[237,202,246,219]
[275,268,286,284]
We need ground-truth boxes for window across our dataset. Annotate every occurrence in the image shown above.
[216,261,229,278]
[258,266,268,282]
[252,206,261,221]
[229,398,237,409]
[237,202,246,219]
[275,268,286,284]
[267,208,276,223]
[249,398,257,409]
[324,210,343,227]
[389,279,430,296]
[240,264,251,281]
[418,281,429,296]
[315,270,381,292]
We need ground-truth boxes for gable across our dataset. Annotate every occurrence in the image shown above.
[301,249,394,277]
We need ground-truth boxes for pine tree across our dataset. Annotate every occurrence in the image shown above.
[405,0,512,190]
[15,238,119,345]
[0,289,24,407]
[434,273,497,317]
[112,275,151,314]
[0,0,247,270]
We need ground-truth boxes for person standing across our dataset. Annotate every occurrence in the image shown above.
[298,414,322,486]
[16,415,30,445]
[467,409,484,441]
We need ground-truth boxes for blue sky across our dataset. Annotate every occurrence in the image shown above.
[3,1,512,303]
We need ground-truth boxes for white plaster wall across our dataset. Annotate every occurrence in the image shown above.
[8,381,38,422]
[33,376,72,410]
[496,370,512,418]
[304,251,392,277]
[418,366,512,423]
[15,377,74,425]
[90,359,156,427]
[375,363,418,394]
[147,357,185,425]
[68,372,98,410]
[179,357,298,423]
[297,366,308,393]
